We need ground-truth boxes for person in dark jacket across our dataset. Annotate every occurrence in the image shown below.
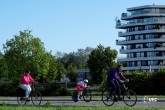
[107,64,129,100]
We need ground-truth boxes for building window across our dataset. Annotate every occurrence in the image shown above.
[159,9,165,14]
[144,52,147,57]
[141,61,148,66]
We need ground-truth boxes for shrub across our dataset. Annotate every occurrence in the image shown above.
[41,82,71,96]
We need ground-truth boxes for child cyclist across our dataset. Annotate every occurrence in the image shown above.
[76,79,88,101]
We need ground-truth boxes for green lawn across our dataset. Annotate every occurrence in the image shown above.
[0,105,164,110]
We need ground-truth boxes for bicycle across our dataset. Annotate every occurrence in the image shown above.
[72,86,92,102]
[102,81,137,107]
[16,82,42,105]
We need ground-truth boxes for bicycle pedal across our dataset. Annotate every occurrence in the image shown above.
[114,98,118,102]
[118,97,122,100]
[114,100,118,102]
[20,97,25,100]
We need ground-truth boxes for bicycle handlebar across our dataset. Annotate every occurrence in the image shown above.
[120,79,129,84]
[83,86,91,91]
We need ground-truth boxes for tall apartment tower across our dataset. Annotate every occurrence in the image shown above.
[116,5,165,72]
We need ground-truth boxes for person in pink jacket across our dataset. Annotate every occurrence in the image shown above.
[20,70,36,101]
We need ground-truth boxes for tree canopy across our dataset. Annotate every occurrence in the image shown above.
[0,29,118,84]
[87,44,118,84]
[2,30,58,82]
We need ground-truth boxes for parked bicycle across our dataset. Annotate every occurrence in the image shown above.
[16,82,42,105]
[102,81,137,107]
[72,86,92,102]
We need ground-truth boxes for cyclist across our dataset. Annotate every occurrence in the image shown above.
[20,70,36,101]
[107,64,129,100]
[76,79,88,101]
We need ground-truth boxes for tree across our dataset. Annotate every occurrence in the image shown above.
[3,30,58,82]
[56,62,66,81]
[0,52,8,78]
[55,47,93,69]
[67,63,78,82]
[87,44,118,84]
[55,51,65,61]
[37,52,58,82]
[75,47,94,69]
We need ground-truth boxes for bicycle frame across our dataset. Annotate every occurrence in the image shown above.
[79,87,90,98]
[17,82,42,105]
[31,82,36,92]
[109,81,128,97]
[120,82,129,95]
[102,81,137,107]
[72,86,92,102]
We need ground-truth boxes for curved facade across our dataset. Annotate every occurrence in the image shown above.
[116,5,165,72]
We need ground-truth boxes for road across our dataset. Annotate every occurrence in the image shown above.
[0,97,165,108]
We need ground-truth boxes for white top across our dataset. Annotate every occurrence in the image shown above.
[77,81,87,87]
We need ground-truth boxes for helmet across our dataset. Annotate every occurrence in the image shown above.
[84,79,88,83]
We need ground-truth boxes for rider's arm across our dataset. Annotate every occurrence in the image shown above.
[114,69,119,81]
[84,83,87,88]
[28,75,36,82]
[119,72,127,81]
[114,73,118,80]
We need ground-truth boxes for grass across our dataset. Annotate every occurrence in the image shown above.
[0,95,165,99]
[0,105,164,110]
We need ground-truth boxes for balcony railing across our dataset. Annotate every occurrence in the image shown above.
[119,46,165,54]
[118,55,165,60]
[117,56,165,62]
[120,45,165,51]
[121,12,165,18]
[118,29,165,37]
[116,18,165,27]
[122,65,165,71]
[116,37,165,43]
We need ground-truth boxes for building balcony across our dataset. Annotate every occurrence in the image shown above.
[122,65,164,71]
[121,12,165,20]
[117,56,165,62]
[116,19,165,29]
[118,29,165,37]
[120,47,165,54]
[116,38,165,45]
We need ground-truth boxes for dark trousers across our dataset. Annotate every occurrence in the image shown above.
[109,80,121,97]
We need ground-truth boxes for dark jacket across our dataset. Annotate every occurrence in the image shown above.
[107,68,126,82]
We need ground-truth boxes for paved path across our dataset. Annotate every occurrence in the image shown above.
[0,97,165,108]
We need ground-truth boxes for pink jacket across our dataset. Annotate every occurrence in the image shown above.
[20,73,36,85]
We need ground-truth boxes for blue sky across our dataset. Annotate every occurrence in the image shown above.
[0,0,165,57]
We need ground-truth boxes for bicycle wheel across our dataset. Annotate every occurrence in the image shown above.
[31,91,42,105]
[72,91,78,102]
[17,96,26,105]
[123,89,137,107]
[16,87,26,105]
[82,90,91,102]
[102,90,115,106]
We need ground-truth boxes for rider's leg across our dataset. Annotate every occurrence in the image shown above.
[109,80,117,96]
[114,80,122,100]
[76,84,83,100]
[20,84,29,98]
[20,84,30,101]
[26,85,32,97]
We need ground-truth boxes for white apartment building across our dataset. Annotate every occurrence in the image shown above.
[116,5,165,72]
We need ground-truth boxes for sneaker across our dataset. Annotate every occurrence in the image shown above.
[118,97,122,100]
[77,98,81,101]
[114,97,118,102]
[26,97,30,102]
[20,97,25,100]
